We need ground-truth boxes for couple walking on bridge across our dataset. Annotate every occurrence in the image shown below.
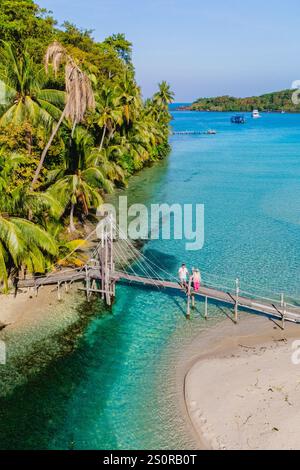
[178,264,202,292]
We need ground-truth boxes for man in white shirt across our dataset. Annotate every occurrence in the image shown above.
[178,263,189,288]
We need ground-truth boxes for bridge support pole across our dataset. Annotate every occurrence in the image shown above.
[186,278,192,319]
[234,278,240,324]
[186,295,191,320]
[85,266,91,302]
[282,302,286,330]
[57,282,61,301]
[98,215,115,307]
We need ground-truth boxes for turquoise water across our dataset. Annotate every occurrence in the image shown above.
[1,111,300,449]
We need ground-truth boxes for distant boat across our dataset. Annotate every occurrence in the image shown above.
[206,129,217,134]
[252,109,261,118]
[231,115,246,124]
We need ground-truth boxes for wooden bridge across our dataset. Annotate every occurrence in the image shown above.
[18,217,300,328]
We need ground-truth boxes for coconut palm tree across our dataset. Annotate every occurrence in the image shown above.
[0,215,57,292]
[0,151,63,223]
[92,146,126,185]
[115,71,142,126]
[31,41,96,188]
[0,41,64,150]
[48,127,114,232]
[154,81,175,107]
[48,169,110,233]
[96,86,122,150]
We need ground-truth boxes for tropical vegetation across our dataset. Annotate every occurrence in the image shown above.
[0,0,174,291]
[189,90,299,112]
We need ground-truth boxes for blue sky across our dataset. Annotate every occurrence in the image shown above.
[37,0,300,101]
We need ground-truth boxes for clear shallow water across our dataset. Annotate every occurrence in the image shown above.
[1,111,300,449]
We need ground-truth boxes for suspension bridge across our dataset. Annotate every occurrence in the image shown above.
[18,216,300,328]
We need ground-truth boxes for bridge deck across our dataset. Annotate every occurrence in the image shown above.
[18,268,300,323]
[114,272,300,323]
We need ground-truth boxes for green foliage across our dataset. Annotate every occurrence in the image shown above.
[0,0,173,289]
[0,0,56,59]
[190,90,300,112]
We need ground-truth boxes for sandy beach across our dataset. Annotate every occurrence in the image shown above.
[183,314,300,450]
[0,284,94,396]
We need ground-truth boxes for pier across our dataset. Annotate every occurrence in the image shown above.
[18,217,300,328]
[172,130,216,135]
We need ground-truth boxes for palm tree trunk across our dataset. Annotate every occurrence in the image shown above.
[25,129,33,155]
[99,125,107,151]
[108,127,115,142]
[31,106,67,189]
[69,203,76,233]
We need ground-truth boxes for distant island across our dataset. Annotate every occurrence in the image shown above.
[178,89,300,112]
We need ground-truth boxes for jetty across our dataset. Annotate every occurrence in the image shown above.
[172,130,217,135]
[18,217,300,328]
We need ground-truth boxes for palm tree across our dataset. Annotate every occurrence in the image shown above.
[92,146,126,185]
[154,81,175,107]
[48,170,108,233]
[0,41,64,150]
[48,127,114,232]
[115,71,142,126]
[31,41,96,188]
[0,215,57,292]
[96,86,122,150]
[0,151,63,223]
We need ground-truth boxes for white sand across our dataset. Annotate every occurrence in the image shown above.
[0,289,44,326]
[183,315,300,450]
[0,285,83,358]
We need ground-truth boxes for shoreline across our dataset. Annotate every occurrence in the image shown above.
[181,313,300,450]
[0,284,104,397]
[0,230,140,397]
[174,108,300,114]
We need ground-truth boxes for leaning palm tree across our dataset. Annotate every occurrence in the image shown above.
[31,41,95,188]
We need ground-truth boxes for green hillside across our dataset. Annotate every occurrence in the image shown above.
[190,90,300,112]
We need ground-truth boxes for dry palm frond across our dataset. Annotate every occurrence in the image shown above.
[44,41,66,75]
[31,42,96,187]
[45,42,95,127]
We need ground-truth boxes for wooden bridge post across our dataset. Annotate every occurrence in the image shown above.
[186,295,191,320]
[186,277,192,319]
[97,215,115,306]
[282,302,286,330]
[204,296,208,319]
[234,278,240,323]
[57,282,61,301]
[85,265,91,302]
